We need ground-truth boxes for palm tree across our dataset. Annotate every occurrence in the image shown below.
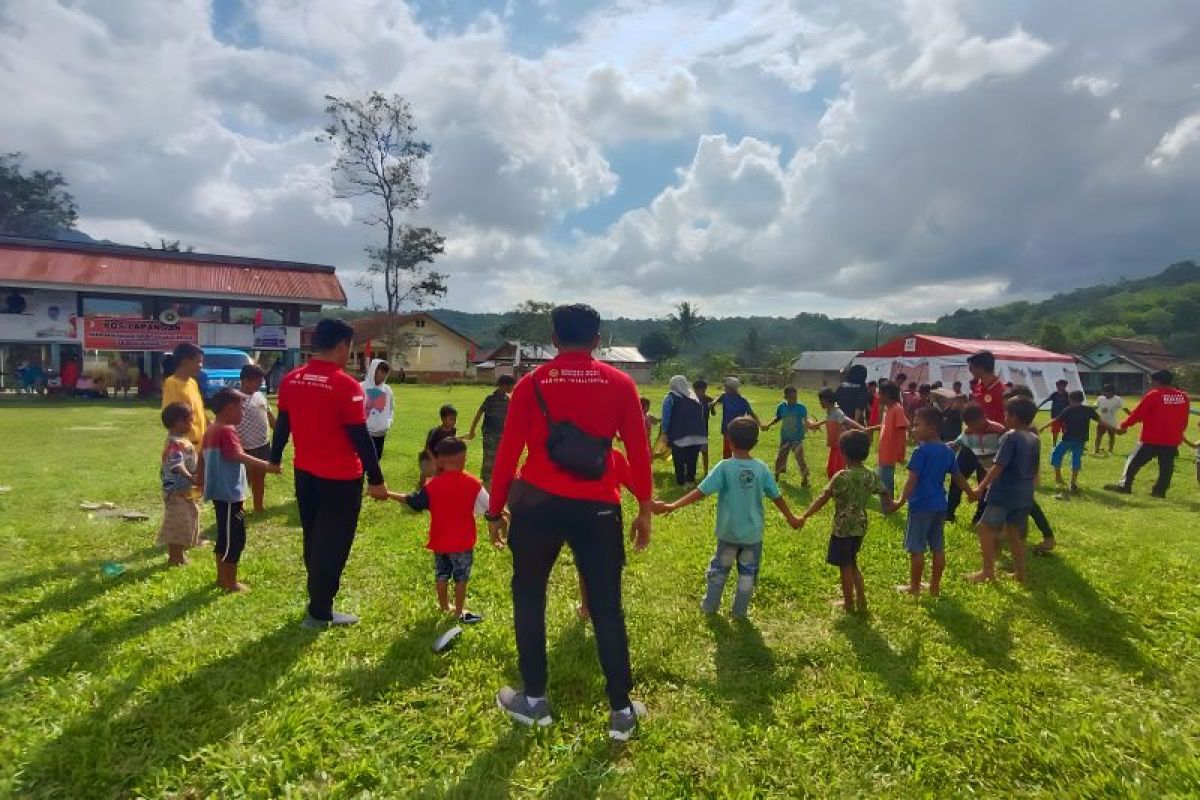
[670,301,706,348]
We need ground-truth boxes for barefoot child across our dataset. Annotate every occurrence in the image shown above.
[202,388,280,592]
[876,382,909,498]
[797,430,895,613]
[893,406,975,596]
[1041,390,1111,494]
[1094,384,1123,455]
[654,416,800,618]
[465,374,515,484]
[972,396,1039,584]
[236,364,275,513]
[391,437,490,624]
[762,385,813,487]
[816,388,869,479]
[158,402,201,566]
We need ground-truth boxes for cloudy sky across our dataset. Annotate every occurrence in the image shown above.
[2,0,1199,321]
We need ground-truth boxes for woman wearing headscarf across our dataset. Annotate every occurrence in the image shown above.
[661,375,708,486]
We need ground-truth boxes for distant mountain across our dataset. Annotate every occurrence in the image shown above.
[933,261,1200,357]
[430,308,917,356]
[307,260,1200,362]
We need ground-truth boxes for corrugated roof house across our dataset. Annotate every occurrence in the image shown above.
[789,350,860,389]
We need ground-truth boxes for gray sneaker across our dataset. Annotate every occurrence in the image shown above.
[496,687,552,727]
[302,610,360,629]
[608,700,647,742]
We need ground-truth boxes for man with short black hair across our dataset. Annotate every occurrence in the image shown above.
[488,303,653,741]
[1105,370,1190,498]
[270,318,390,628]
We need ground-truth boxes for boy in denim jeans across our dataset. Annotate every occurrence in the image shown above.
[655,416,801,618]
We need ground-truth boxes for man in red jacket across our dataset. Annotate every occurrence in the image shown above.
[487,303,653,742]
[1105,370,1190,498]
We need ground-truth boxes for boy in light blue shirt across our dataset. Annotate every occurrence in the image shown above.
[656,416,801,618]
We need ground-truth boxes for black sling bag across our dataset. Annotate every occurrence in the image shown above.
[530,378,612,481]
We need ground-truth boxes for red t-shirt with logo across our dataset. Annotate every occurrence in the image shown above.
[487,351,652,515]
[408,469,487,554]
[277,359,367,480]
[1120,386,1190,446]
[972,378,1007,424]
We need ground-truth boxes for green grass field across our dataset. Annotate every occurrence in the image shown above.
[1,385,1198,798]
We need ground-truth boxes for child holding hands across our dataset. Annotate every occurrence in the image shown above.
[655,416,800,619]
[391,437,495,624]
[797,430,896,613]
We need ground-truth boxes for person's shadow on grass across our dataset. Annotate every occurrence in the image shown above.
[15,621,318,798]
[927,598,1017,672]
[432,728,534,800]
[705,614,782,723]
[9,583,220,687]
[0,545,160,597]
[4,558,168,627]
[1027,557,1158,680]
[339,612,449,703]
[834,614,920,697]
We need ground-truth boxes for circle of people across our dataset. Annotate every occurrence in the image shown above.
[150,311,1197,740]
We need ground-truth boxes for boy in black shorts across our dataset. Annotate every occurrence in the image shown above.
[202,387,279,592]
[797,430,898,613]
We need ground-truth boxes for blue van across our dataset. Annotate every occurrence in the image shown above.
[198,347,252,398]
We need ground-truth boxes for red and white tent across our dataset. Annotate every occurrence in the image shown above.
[852,334,1083,405]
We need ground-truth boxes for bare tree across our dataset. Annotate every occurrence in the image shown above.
[319,92,447,358]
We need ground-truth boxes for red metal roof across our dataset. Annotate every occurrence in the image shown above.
[0,237,346,305]
[859,333,1073,363]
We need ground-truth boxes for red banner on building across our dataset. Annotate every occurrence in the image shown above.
[83,316,199,351]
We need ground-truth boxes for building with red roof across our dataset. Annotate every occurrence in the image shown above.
[0,235,346,390]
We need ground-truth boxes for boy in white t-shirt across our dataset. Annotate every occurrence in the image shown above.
[1093,384,1123,456]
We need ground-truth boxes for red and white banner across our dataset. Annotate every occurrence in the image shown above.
[83,316,199,351]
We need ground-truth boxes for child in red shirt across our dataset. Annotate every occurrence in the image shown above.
[392,437,496,624]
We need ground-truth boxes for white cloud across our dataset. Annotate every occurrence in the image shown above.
[897,0,1051,93]
[578,66,705,142]
[2,0,1199,321]
[1068,74,1118,97]
[1147,112,1200,167]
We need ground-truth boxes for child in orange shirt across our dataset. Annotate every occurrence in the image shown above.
[876,382,909,497]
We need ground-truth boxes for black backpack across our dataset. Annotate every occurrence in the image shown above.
[531,378,612,481]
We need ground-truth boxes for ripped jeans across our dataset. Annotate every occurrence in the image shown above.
[703,540,762,617]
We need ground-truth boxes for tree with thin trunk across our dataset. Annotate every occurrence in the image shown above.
[319,93,447,362]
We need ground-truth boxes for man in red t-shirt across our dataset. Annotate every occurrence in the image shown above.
[487,303,653,742]
[270,319,389,627]
[1106,370,1191,498]
[967,350,1006,424]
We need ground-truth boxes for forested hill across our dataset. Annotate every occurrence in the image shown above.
[431,309,911,357]
[932,260,1200,357]
[430,260,1200,359]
